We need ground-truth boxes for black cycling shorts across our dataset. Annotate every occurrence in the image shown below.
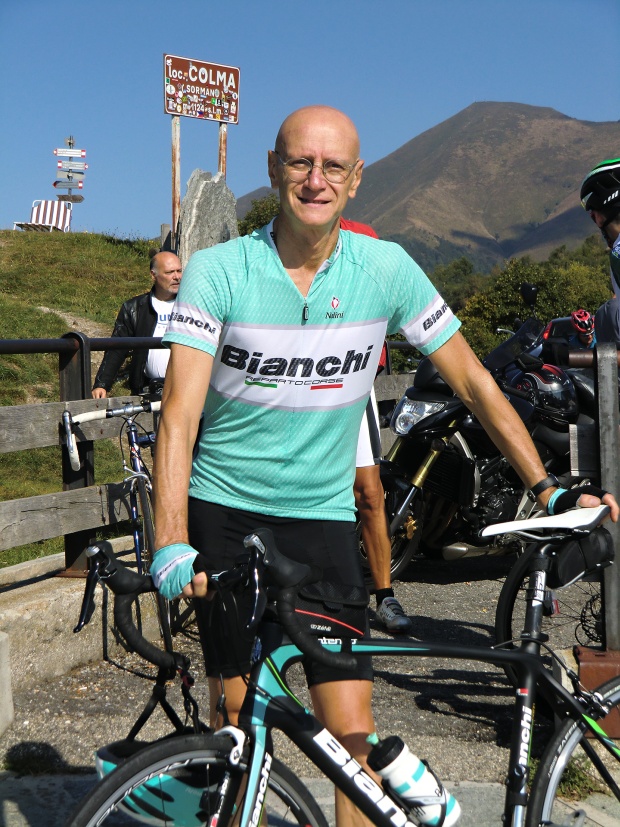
[187,498,373,686]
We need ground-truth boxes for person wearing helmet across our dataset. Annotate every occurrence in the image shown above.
[568,309,597,349]
[580,159,620,343]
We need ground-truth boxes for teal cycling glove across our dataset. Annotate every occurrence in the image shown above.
[151,543,198,600]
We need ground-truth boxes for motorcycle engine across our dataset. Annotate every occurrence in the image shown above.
[460,457,521,536]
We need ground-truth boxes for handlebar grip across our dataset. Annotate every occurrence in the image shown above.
[113,592,177,673]
[277,587,358,672]
[87,545,178,672]
[67,430,81,471]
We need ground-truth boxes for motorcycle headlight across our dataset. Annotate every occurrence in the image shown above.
[391,399,446,435]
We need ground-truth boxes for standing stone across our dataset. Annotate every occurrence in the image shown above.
[178,170,239,266]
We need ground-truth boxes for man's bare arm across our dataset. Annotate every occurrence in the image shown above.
[153,343,214,596]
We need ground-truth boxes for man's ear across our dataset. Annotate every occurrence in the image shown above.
[347,160,364,200]
[267,150,279,189]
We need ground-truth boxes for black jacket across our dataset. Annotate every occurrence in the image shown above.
[93,290,158,394]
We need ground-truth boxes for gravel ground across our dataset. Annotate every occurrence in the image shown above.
[0,551,558,788]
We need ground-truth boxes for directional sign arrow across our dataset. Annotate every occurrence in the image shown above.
[56,194,84,203]
[53,180,84,189]
[54,148,86,158]
[57,160,88,171]
[56,169,85,181]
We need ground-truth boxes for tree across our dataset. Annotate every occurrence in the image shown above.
[458,241,610,357]
[238,194,280,236]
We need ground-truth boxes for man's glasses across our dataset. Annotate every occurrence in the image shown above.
[273,150,359,184]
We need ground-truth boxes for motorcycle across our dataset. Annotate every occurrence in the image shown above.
[359,304,583,583]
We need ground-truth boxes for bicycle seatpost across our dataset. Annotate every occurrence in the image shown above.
[517,543,554,656]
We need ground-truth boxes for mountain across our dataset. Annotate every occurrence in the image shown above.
[344,102,620,271]
[237,103,619,272]
[235,186,273,219]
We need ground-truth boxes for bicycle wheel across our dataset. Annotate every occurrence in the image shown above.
[495,543,602,684]
[134,477,175,653]
[526,676,620,826]
[65,732,329,827]
[136,477,196,640]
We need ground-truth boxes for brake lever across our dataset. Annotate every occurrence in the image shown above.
[73,555,101,632]
[245,545,267,631]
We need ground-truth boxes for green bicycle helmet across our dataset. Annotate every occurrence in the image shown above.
[580,158,620,212]
[96,740,222,826]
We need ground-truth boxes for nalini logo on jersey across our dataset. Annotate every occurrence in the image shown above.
[220,342,374,391]
[326,295,344,320]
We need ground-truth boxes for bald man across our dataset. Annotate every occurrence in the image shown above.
[92,251,182,398]
[151,105,617,826]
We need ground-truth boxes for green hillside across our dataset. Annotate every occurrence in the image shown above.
[0,230,157,568]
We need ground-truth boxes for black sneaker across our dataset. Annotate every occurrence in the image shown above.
[376,597,413,633]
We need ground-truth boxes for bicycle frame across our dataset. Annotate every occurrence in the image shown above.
[123,417,155,575]
[222,621,620,827]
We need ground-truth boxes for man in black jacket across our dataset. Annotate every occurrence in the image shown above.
[92,252,182,398]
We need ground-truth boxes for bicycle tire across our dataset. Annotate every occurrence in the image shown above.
[65,732,329,827]
[495,543,602,686]
[136,476,197,640]
[526,675,620,826]
[135,477,175,653]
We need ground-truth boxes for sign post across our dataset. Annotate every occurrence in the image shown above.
[163,54,240,249]
[53,136,87,206]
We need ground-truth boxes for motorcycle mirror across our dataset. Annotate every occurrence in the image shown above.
[520,282,539,313]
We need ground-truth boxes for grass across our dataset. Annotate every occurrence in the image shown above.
[0,229,155,325]
[0,229,159,566]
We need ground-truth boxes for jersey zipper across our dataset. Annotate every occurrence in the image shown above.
[302,301,309,322]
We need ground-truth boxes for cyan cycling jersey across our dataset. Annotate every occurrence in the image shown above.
[163,222,461,520]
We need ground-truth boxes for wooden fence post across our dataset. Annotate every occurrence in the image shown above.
[59,332,93,574]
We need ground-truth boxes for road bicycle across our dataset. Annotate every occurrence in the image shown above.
[64,505,620,827]
[63,396,194,649]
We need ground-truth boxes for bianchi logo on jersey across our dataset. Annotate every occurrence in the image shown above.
[221,343,374,390]
[212,319,387,410]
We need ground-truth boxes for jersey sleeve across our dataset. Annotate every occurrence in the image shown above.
[162,245,237,356]
[383,242,461,354]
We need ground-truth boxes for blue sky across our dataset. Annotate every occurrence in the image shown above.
[1,0,618,238]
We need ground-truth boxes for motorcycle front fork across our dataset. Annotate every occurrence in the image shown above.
[386,437,448,535]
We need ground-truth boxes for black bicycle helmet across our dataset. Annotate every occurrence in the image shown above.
[580,158,620,212]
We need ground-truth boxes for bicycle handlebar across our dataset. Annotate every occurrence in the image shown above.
[62,400,162,472]
[76,531,357,676]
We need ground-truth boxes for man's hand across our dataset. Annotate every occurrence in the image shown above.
[151,543,204,600]
[547,486,619,522]
[181,571,208,599]
[92,388,107,399]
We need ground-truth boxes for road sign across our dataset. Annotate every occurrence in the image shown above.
[56,193,84,203]
[164,54,239,123]
[54,147,86,158]
[53,180,83,189]
[56,170,85,182]
[57,160,88,171]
